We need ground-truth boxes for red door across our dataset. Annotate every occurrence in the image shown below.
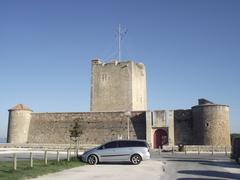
[154,129,168,149]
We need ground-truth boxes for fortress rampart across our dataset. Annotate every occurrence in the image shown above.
[7,100,231,147]
[8,110,146,144]
[174,109,193,145]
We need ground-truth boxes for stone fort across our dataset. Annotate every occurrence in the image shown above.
[7,60,231,148]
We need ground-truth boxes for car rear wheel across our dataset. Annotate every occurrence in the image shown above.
[88,154,98,165]
[131,154,142,165]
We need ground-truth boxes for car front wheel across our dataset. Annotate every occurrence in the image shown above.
[131,154,142,165]
[88,154,98,165]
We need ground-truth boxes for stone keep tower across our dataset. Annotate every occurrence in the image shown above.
[90,59,147,112]
[7,104,32,144]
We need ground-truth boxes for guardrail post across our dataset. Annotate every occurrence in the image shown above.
[44,150,48,165]
[211,146,214,156]
[30,152,33,168]
[67,149,70,161]
[198,146,200,155]
[172,146,174,155]
[57,150,60,162]
[13,153,17,170]
[225,146,227,156]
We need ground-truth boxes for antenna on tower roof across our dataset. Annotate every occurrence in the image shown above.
[116,24,127,61]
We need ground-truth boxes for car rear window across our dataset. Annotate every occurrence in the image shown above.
[131,141,148,147]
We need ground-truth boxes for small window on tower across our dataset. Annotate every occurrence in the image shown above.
[101,74,108,81]
[206,123,209,127]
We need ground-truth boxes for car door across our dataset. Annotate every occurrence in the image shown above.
[117,141,133,161]
[97,141,118,162]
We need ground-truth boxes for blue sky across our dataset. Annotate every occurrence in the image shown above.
[0,0,240,137]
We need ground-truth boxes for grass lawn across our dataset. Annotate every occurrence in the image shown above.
[0,158,86,180]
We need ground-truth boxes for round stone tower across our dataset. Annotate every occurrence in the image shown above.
[192,99,231,146]
[7,104,32,144]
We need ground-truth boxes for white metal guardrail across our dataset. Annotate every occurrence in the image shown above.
[157,145,231,156]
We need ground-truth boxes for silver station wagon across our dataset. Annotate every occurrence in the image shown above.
[81,140,150,165]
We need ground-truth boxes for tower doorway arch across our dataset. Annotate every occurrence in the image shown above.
[153,129,168,149]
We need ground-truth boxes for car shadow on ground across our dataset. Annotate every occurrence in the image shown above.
[78,158,135,165]
[177,170,240,180]
[97,162,134,165]
[177,178,227,180]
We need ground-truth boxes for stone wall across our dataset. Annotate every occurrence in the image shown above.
[27,111,146,144]
[152,111,166,128]
[168,110,175,146]
[174,109,193,145]
[131,62,147,111]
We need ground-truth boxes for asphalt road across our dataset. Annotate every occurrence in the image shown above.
[152,151,240,180]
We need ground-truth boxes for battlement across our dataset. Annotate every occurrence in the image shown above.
[91,59,145,69]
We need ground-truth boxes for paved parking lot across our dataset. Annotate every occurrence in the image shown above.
[32,151,240,180]
[33,159,164,180]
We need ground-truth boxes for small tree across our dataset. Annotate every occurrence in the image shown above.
[69,120,83,157]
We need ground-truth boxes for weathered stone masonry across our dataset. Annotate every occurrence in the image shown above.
[20,111,146,144]
[7,101,231,147]
[174,109,193,145]
[91,60,147,112]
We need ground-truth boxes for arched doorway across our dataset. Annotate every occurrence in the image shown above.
[154,129,168,149]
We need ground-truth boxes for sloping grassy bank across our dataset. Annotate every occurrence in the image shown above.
[0,158,85,180]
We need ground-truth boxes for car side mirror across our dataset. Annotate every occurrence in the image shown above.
[98,146,105,150]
